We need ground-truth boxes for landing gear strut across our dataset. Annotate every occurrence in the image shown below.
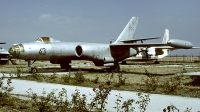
[28,60,37,73]
[60,61,71,70]
[110,62,120,72]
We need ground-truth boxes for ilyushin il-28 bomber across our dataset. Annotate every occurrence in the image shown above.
[8,17,199,73]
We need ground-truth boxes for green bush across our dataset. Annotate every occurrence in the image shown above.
[163,76,181,93]
[73,70,85,83]
[144,76,159,91]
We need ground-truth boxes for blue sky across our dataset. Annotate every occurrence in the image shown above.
[0,0,200,55]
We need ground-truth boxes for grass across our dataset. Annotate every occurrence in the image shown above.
[1,60,199,98]
[0,60,200,111]
[1,60,200,97]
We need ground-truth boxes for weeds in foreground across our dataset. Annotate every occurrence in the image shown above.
[0,75,195,112]
[0,74,14,106]
[89,84,111,111]
[26,84,151,112]
[113,93,135,112]
[144,76,159,91]
[74,70,85,83]
[163,104,180,112]
[163,75,181,93]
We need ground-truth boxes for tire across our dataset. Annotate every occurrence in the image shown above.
[121,61,127,65]
[154,61,160,64]
[31,68,37,73]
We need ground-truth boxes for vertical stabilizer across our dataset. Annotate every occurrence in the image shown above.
[162,29,169,43]
[113,17,139,44]
[159,29,170,58]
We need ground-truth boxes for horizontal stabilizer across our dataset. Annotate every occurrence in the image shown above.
[0,42,6,44]
[120,37,161,43]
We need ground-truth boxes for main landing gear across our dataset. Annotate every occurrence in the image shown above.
[60,61,71,71]
[154,60,160,64]
[28,60,37,73]
[109,62,120,72]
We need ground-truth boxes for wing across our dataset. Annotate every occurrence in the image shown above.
[120,37,161,43]
[153,46,200,51]
[110,43,168,48]
[111,42,200,50]
[0,42,6,44]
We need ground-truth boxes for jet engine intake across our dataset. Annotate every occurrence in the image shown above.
[75,45,83,57]
[167,39,194,49]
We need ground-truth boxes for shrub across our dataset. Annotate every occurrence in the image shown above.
[73,70,85,83]
[89,84,111,111]
[62,73,71,83]
[0,75,14,106]
[114,72,126,87]
[113,93,135,112]
[163,76,181,93]
[144,76,159,91]
[136,93,150,112]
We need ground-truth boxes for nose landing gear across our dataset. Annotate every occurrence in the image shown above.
[28,60,37,73]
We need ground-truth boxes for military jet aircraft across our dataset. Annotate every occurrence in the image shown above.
[122,29,169,64]
[8,17,197,73]
[122,29,200,64]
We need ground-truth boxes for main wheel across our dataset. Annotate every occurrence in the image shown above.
[154,60,160,64]
[110,63,120,72]
[121,61,127,65]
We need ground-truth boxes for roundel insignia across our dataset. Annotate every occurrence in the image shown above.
[39,48,46,55]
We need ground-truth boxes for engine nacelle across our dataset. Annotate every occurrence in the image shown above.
[167,39,194,49]
[129,48,137,57]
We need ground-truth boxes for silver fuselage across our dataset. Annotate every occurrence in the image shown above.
[9,41,137,66]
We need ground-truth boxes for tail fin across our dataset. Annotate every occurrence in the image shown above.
[113,17,139,44]
[162,29,169,43]
[159,29,170,58]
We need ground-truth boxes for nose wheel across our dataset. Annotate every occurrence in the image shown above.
[30,67,38,73]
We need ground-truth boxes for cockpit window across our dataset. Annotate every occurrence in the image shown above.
[35,38,43,42]
[35,37,50,43]
[35,37,61,43]
[41,37,50,43]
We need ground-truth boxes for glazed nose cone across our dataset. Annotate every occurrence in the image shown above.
[8,44,20,57]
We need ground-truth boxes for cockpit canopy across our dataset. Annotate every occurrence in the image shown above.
[35,37,61,43]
